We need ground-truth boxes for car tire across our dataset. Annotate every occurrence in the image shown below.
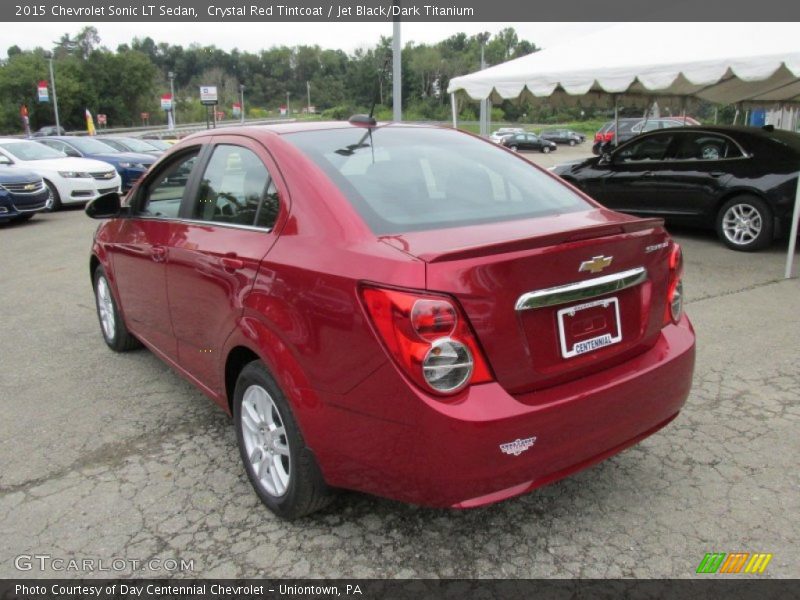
[510,145,518,152]
[542,146,551,154]
[716,195,774,252]
[43,180,61,212]
[234,360,334,519]
[569,139,576,146]
[92,266,141,351]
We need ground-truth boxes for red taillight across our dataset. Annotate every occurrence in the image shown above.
[360,286,493,396]
[664,243,684,325]
[594,132,603,141]
[604,132,615,142]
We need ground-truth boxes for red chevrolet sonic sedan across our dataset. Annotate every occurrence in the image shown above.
[86,121,695,519]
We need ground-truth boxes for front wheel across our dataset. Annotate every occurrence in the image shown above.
[569,139,576,146]
[234,361,334,519]
[43,180,61,212]
[93,266,141,351]
[542,146,551,154]
[716,195,773,252]
[509,145,518,152]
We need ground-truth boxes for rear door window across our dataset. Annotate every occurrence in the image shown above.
[669,132,743,160]
[616,134,674,162]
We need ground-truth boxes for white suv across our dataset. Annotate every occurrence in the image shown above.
[489,127,525,143]
[0,139,122,211]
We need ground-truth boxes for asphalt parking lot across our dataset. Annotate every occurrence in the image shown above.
[1,158,798,578]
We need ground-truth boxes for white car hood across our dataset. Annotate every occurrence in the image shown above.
[16,157,116,172]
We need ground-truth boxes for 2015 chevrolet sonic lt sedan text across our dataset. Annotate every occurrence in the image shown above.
[86,121,696,519]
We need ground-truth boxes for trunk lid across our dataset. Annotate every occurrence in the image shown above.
[380,208,673,395]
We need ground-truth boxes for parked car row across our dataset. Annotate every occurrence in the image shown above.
[554,125,800,251]
[490,127,586,148]
[0,135,166,222]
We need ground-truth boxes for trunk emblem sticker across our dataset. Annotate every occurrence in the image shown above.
[579,255,613,274]
[500,437,537,456]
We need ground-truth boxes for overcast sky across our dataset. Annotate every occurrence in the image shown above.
[5,22,611,54]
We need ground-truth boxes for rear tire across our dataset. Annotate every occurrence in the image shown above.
[44,180,61,212]
[234,361,334,519]
[569,139,576,146]
[542,146,551,154]
[92,266,141,351]
[716,195,773,252]
[510,145,518,152]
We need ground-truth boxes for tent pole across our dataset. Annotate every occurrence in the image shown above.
[613,96,619,147]
[451,93,457,128]
[785,174,800,279]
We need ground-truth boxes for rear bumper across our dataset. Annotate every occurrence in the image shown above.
[310,315,695,508]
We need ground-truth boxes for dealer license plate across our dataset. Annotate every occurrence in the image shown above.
[557,297,622,359]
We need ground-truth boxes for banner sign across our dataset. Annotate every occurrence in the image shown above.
[37,80,49,102]
[200,85,218,105]
[161,94,173,110]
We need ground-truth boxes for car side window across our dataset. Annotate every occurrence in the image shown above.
[191,144,279,229]
[670,133,743,161]
[139,151,200,218]
[617,135,673,162]
[40,140,73,156]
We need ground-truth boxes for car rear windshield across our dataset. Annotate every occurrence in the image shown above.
[284,126,589,235]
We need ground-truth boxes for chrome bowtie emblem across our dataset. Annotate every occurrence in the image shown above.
[499,436,537,456]
[579,255,613,274]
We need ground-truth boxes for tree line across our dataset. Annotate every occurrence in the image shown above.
[0,26,540,133]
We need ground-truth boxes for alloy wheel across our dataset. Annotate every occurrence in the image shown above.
[95,276,116,341]
[721,203,762,246]
[240,384,292,497]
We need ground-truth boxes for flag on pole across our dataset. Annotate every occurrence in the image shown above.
[85,108,96,136]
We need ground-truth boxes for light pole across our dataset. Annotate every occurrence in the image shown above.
[44,51,61,132]
[239,84,245,124]
[306,81,311,115]
[167,71,176,126]
[286,92,290,116]
[477,32,490,137]
[392,2,402,122]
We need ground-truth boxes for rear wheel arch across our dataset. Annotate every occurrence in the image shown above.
[225,345,261,412]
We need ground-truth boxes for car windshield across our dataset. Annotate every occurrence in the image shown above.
[114,137,158,152]
[145,139,172,150]
[0,141,66,160]
[285,126,589,235]
[65,137,120,154]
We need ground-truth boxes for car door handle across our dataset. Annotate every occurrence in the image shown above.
[641,171,656,177]
[709,171,725,178]
[150,246,167,263]
[221,256,244,271]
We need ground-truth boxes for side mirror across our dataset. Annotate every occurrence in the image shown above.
[600,150,613,164]
[85,192,124,219]
[0,155,12,165]
[65,148,81,158]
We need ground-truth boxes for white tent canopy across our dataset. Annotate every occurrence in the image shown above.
[448,23,800,277]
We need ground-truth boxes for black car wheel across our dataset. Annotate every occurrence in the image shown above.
[509,145,518,152]
[716,195,774,252]
[569,139,576,146]
[542,146,551,154]
[234,360,334,519]
[43,180,61,212]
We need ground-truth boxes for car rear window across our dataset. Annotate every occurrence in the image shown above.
[284,127,589,235]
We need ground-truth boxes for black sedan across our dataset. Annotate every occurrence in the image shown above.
[501,132,557,153]
[540,128,585,146]
[554,125,800,251]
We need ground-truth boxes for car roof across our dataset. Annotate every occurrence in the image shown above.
[182,121,435,142]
